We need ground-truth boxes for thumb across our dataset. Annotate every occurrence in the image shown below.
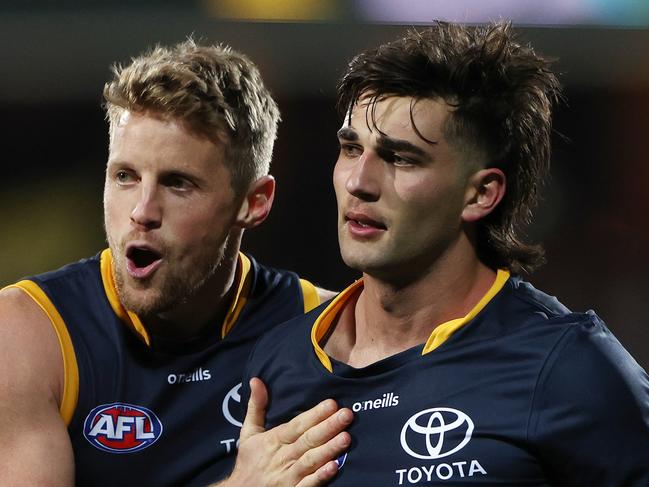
[239,377,269,442]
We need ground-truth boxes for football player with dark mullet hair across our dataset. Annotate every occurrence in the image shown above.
[244,21,649,486]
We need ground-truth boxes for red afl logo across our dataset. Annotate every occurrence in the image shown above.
[83,403,163,453]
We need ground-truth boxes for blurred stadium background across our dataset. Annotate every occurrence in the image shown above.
[1,0,648,367]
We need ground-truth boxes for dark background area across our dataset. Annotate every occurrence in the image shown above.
[1,6,648,368]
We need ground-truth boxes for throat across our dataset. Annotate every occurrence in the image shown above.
[321,284,450,368]
[322,288,422,368]
[142,275,236,343]
[146,246,242,342]
[324,263,501,368]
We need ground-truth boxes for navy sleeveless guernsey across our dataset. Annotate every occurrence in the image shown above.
[244,271,649,486]
[8,249,321,486]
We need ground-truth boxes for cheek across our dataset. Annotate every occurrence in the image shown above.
[393,180,463,229]
[103,186,135,221]
[103,190,120,230]
[392,179,435,216]
[102,181,112,215]
[175,203,233,241]
[333,160,349,201]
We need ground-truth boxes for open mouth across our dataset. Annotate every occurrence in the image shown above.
[128,247,161,268]
[126,245,163,279]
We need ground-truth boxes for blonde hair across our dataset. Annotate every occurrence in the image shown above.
[103,39,280,193]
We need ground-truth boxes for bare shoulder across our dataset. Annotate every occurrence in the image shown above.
[0,286,64,405]
[0,286,73,484]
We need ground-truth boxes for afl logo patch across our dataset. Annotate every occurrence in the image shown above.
[83,403,163,453]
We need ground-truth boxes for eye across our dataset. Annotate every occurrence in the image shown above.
[340,143,363,159]
[115,170,135,184]
[390,154,414,167]
[377,148,416,167]
[163,174,194,191]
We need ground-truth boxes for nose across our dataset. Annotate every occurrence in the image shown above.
[130,182,162,230]
[345,151,381,202]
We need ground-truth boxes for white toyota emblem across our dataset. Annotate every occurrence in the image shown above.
[222,383,243,427]
[400,407,474,459]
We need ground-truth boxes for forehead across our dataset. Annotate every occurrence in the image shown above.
[109,111,225,168]
[342,96,452,144]
[112,110,209,144]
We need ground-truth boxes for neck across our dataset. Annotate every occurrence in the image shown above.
[144,230,243,342]
[326,238,497,368]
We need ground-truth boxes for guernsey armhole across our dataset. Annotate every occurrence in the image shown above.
[7,281,79,425]
[300,279,320,312]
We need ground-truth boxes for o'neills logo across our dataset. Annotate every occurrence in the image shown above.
[352,392,399,413]
[167,367,211,385]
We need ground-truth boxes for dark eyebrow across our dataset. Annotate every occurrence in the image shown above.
[337,127,358,141]
[377,135,435,157]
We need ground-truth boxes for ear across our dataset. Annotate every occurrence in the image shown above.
[461,168,506,223]
[235,175,276,229]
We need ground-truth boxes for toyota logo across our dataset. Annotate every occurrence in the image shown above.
[400,407,474,459]
[222,383,243,427]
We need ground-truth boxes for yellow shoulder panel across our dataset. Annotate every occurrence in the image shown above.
[299,279,320,312]
[5,281,79,425]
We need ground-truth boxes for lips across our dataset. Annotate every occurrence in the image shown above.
[125,243,163,279]
[345,210,386,228]
[344,210,386,238]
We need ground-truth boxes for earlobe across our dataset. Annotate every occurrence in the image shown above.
[236,175,276,229]
[461,168,506,223]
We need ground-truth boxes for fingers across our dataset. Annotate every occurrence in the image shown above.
[239,377,268,442]
[234,392,353,487]
[276,399,340,445]
[288,408,352,470]
[316,460,343,483]
[296,408,353,455]
[294,434,351,487]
